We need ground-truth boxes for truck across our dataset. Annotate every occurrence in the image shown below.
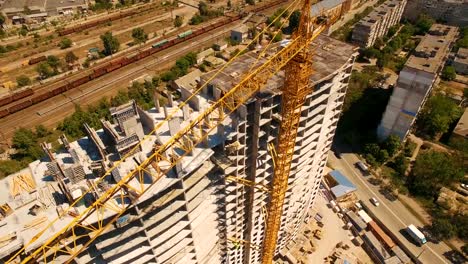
[406,224,427,246]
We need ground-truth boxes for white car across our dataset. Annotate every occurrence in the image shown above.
[461,183,468,190]
[370,197,380,207]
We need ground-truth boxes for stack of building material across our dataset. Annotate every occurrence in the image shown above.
[10,174,36,197]
[23,216,47,230]
[0,232,17,249]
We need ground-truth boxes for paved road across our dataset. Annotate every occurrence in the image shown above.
[327,150,453,264]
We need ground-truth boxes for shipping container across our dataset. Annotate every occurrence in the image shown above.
[367,221,395,249]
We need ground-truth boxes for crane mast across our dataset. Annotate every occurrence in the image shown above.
[7,0,334,262]
[262,0,318,262]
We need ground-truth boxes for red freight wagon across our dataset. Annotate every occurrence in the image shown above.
[0,109,8,118]
[31,92,52,104]
[8,100,32,113]
[0,95,13,107]
[12,88,33,101]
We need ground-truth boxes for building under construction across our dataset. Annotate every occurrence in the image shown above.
[0,35,356,264]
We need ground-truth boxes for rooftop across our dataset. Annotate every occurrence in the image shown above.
[174,69,203,92]
[453,107,468,139]
[406,24,458,73]
[455,48,468,65]
[1,0,46,11]
[310,0,343,17]
[201,34,357,95]
[328,170,357,198]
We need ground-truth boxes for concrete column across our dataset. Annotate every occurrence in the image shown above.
[153,91,161,113]
[182,104,190,121]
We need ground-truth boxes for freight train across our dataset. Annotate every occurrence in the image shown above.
[57,5,151,36]
[0,0,288,119]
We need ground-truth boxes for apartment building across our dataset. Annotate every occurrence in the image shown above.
[0,35,356,264]
[377,24,458,141]
[404,0,468,27]
[352,0,407,48]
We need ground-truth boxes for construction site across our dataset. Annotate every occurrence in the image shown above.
[0,0,366,263]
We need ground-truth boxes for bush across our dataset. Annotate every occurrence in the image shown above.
[441,66,456,81]
[59,38,72,49]
[404,140,417,157]
[431,218,457,240]
[16,75,31,87]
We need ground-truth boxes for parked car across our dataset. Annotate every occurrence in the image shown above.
[461,183,468,190]
[370,197,380,207]
[356,161,369,175]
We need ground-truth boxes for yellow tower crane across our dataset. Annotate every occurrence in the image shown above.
[7,0,335,262]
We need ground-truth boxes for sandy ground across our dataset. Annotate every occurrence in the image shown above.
[306,193,373,263]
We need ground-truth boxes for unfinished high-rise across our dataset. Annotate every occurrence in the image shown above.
[0,35,356,264]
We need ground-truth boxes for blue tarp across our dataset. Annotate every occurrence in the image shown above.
[329,170,356,198]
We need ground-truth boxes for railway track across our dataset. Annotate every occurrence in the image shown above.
[0,0,286,118]
[0,0,288,119]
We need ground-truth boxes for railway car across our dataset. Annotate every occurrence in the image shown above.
[0,109,8,118]
[152,39,168,48]
[178,30,193,39]
[138,49,151,59]
[46,80,70,95]
[91,67,107,79]
[12,88,33,101]
[105,63,121,73]
[58,28,75,36]
[29,56,47,65]
[0,96,13,107]
[31,92,52,104]
[8,100,32,114]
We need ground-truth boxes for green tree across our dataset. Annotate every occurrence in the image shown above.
[441,66,456,81]
[100,31,120,55]
[272,31,283,42]
[18,25,28,37]
[289,10,301,32]
[47,55,61,72]
[59,38,72,49]
[0,14,5,25]
[431,218,457,240]
[36,62,54,79]
[0,160,25,178]
[12,128,43,160]
[415,14,434,35]
[174,15,183,27]
[417,95,462,138]
[131,28,148,44]
[246,0,255,5]
[410,150,464,197]
[376,149,389,163]
[16,75,31,87]
[65,51,78,65]
[35,125,50,138]
[382,134,401,156]
[189,14,204,25]
[462,244,468,256]
[198,1,209,16]
[391,155,408,176]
